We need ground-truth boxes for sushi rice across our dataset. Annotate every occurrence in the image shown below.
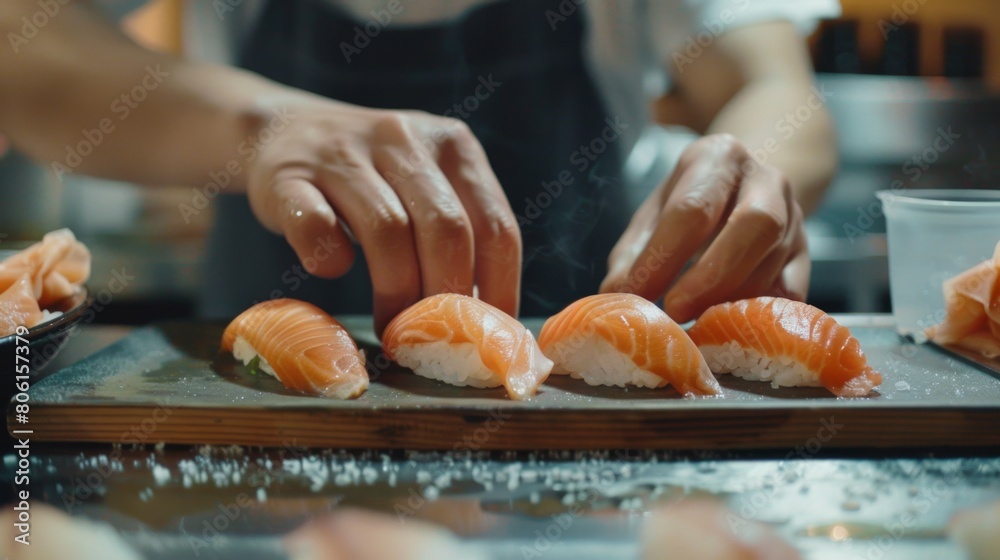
[393,341,507,389]
[232,336,280,379]
[548,334,665,389]
[698,340,823,389]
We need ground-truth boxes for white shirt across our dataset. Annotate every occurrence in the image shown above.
[100,0,840,192]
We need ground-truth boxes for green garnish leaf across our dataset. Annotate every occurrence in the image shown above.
[247,355,261,376]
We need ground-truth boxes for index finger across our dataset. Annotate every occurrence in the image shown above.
[436,121,522,316]
[615,140,747,302]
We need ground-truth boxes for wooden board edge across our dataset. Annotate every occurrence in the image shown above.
[14,405,1000,451]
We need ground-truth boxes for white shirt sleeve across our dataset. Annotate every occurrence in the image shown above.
[648,0,842,64]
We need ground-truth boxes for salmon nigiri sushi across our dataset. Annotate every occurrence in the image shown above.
[537,293,721,396]
[382,293,553,400]
[687,297,882,397]
[221,298,368,399]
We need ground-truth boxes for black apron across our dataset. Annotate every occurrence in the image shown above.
[201,0,630,318]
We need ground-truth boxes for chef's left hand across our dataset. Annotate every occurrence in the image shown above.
[600,134,809,323]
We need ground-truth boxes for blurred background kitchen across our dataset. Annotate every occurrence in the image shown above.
[1,0,998,323]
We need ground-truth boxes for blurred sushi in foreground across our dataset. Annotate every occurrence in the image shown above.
[949,499,1000,560]
[286,508,486,560]
[538,293,720,396]
[641,500,801,560]
[0,503,140,560]
[687,297,881,397]
[382,293,552,400]
[222,298,368,399]
[926,240,1000,359]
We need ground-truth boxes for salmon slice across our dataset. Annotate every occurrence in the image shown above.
[0,273,44,338]
[382,293,553,400]
[687,297,882,397]
[927,240,1000,359]
[221,298,368,399]
[0,228,91,308]
[538,293,720,396]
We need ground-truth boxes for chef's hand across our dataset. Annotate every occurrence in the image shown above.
[245,97,521,333]
[600,134,809,323]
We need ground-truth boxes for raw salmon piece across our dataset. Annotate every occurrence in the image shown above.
[221,299,368,399]
[927,240,1000,359]
[0,228,91,307]
[0,273,43,338]
[538,293,720,396]
[382,293,552,400]
[687,297,882,397]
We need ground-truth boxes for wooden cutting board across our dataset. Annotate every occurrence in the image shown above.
[11,316,1000,450]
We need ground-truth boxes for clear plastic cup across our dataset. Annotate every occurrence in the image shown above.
[876,189,1000,337]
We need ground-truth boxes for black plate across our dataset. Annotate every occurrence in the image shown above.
[0,287,92,370]
[2,245,93,397]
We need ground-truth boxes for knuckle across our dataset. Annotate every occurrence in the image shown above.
[374,112,411,137]
[680,133,747,171]
[711,133,748,161]
[440,117,473,139]
[674,193,715,220]
[430,204,473,239]
[321,137,366,169]
[481,211,522,248]
[368,206,411,240]
[738,204,787,237]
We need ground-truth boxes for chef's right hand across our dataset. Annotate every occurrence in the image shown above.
[244,97,522,334]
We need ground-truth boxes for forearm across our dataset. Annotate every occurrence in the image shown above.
[704,79,838,215]
[0,1,296,188]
